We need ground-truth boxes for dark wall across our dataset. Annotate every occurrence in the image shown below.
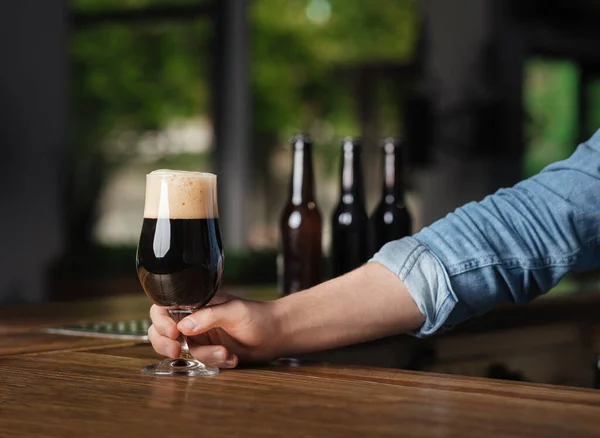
[0,1,67,303]
[416,0,524,226]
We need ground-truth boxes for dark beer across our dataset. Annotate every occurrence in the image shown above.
[278,134,323,296]
[331,137,368,277]
[137,218,223,308]
[136,170,223,309]
[370,138,412,255]
[136,169,223,376]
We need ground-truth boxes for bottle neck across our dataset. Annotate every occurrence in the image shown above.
[340,147,364,204]
[289,143,315,204]
[381,148,405,202]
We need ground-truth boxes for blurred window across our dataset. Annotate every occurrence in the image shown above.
[68,1,212,247]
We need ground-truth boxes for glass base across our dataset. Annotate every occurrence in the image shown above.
[142,358,219,376]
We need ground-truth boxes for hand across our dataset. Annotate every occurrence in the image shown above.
[148,292,283,369]
[148,264,424,370]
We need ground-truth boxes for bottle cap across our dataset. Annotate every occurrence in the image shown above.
[340,136,361,152]
[380,137,403,153]
[290,133,312,149]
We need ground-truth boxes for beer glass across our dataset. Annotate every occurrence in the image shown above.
[136,170,224,376]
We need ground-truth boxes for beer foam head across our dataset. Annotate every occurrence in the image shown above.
[144,169,218,219]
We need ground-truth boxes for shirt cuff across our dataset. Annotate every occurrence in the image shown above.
[368,236,458,338]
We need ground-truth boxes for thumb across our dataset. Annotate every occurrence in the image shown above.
[177,300,243,336]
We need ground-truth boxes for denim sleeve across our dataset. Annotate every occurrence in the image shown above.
[370,130,600,337]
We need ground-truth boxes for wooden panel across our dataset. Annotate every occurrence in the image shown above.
[451,293,600,335]
[429,344,594,388]
[434,324,582,361]
[429,323,594,387]
[1,347,600,437]
[0,295,150,334]
[0,332,137,357]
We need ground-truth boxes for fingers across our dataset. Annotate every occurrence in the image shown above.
[188,343,239,369]
[148,324,180,359]
[148,323,239,368]
[177,300,246,336]
[149,305,179,340]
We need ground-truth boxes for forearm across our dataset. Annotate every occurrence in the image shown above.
[373,130,600,337]
[272,262,425,356]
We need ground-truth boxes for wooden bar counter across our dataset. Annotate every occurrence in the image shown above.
[1,295,600,437]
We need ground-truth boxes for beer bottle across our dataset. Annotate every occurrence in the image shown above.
[278,134,323,296]
[331,137,368,278]
[370,138,412,255]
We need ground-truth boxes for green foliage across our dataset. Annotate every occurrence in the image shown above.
[68,19,211,250]
[251,0,417,140]
[523,58,578,178]
[67,0,418,260]
[250,0,418,187]
[71,21,210,135]
[588,80,600,136]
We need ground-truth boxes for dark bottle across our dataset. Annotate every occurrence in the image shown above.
[370,138,412,256]
[331,137,369,278]
[278,134,323,296]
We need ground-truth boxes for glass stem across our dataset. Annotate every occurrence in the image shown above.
[168,309,196,361]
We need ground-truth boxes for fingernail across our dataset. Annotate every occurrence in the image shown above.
[213,350,225,361]
[225,357,236,367]
[179,319,195,331]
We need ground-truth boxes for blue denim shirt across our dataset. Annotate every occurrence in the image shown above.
[371,130,600,337]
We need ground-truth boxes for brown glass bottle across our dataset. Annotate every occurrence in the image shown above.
[370,138,412,256]
[278,134,323,296]
[331,137,368,278]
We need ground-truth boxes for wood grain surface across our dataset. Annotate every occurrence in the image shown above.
[0,332,136,357]
[1,294,600,437]
[1,344,600,438]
